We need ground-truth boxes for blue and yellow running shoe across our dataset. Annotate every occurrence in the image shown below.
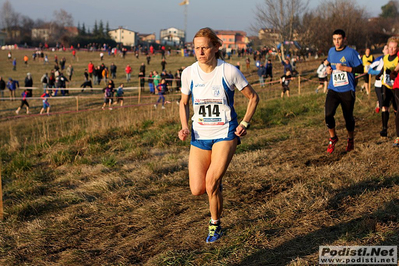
[206,222,222,243]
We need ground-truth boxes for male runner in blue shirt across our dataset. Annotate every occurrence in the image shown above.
[325,29,363,153]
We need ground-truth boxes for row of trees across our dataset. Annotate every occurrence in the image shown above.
[0,0,115,47]
[77,20,111,39]
[252,0,399,55]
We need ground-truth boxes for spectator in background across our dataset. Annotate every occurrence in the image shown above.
[84,69,89,81]
[245,57,250,72]
[0,76,6,100]
[23,55,29,66]
[153,71,160,91]
[167,71,174,91]
[257,63,266,87]
[265,59,273,83]
[161,59,167,71]
[96,65,103,85]
[148,71,155,94]
[56,72,69,96]
[24,73,33,97]
[125,64,132,82]
[174,68,182,92]
[110,62,117,79]
[291,57,298,76]
[88,61,94,80]
[281,58,293,74]
[139,71,145,91]
[60,57,66,70]
[147,54,151,65]
[102,67,109,85]
[66,64,74,81]
[13,58,17,71]
[48,71,56,94]
[140,62,146,76]
[41,72,49,92]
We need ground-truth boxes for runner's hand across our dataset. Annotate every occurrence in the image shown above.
[235,124,247,137]
[179,128,190,141]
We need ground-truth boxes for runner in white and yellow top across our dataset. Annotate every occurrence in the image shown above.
[379,37,399,137]
[361,48,374,95]
[178,27,259,243]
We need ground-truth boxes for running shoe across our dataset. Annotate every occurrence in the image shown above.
[346,138,354,152]
[327,137,338,154]
[206,222,222,243]
[380,128,388,137]
[393,137,399,147]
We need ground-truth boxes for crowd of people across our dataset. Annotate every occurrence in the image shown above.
[2,45,190,114]
[3,29,399,151]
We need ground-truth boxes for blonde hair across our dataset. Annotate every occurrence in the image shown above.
[193,27,223,59]
[387,37,399,46]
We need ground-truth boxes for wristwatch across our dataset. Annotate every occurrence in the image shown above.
[240,121,250,129]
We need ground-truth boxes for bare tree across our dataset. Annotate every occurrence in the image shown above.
[296,0,371,55]
[53,9,74,28]
[252,0,309,56]
[0,1,20,34]
[51,9,74,44]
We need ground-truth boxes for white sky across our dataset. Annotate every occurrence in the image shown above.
[0,0,387,41]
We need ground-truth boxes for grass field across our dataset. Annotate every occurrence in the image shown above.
[0,49,398,265]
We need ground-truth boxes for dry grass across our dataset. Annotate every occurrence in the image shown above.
[0,51,398,265]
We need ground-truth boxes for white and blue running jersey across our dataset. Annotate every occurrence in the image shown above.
[327,46,362,92]
[181,59,249,140]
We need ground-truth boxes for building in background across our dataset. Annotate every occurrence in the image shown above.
[138,33,156,44]
[32,25,78,42]
[108,27,138,47]
[160,27,185,46]
[215,30,248,50]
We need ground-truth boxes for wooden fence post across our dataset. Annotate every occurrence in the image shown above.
[368,74,371,99]
[298,75,301,95]
[76,96,79,111]
[138,80,141,104]
[0,162,3,220]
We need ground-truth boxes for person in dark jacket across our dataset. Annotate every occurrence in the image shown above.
[0,76,6,100]
[257,64,266,87]
[24,73,33,97]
